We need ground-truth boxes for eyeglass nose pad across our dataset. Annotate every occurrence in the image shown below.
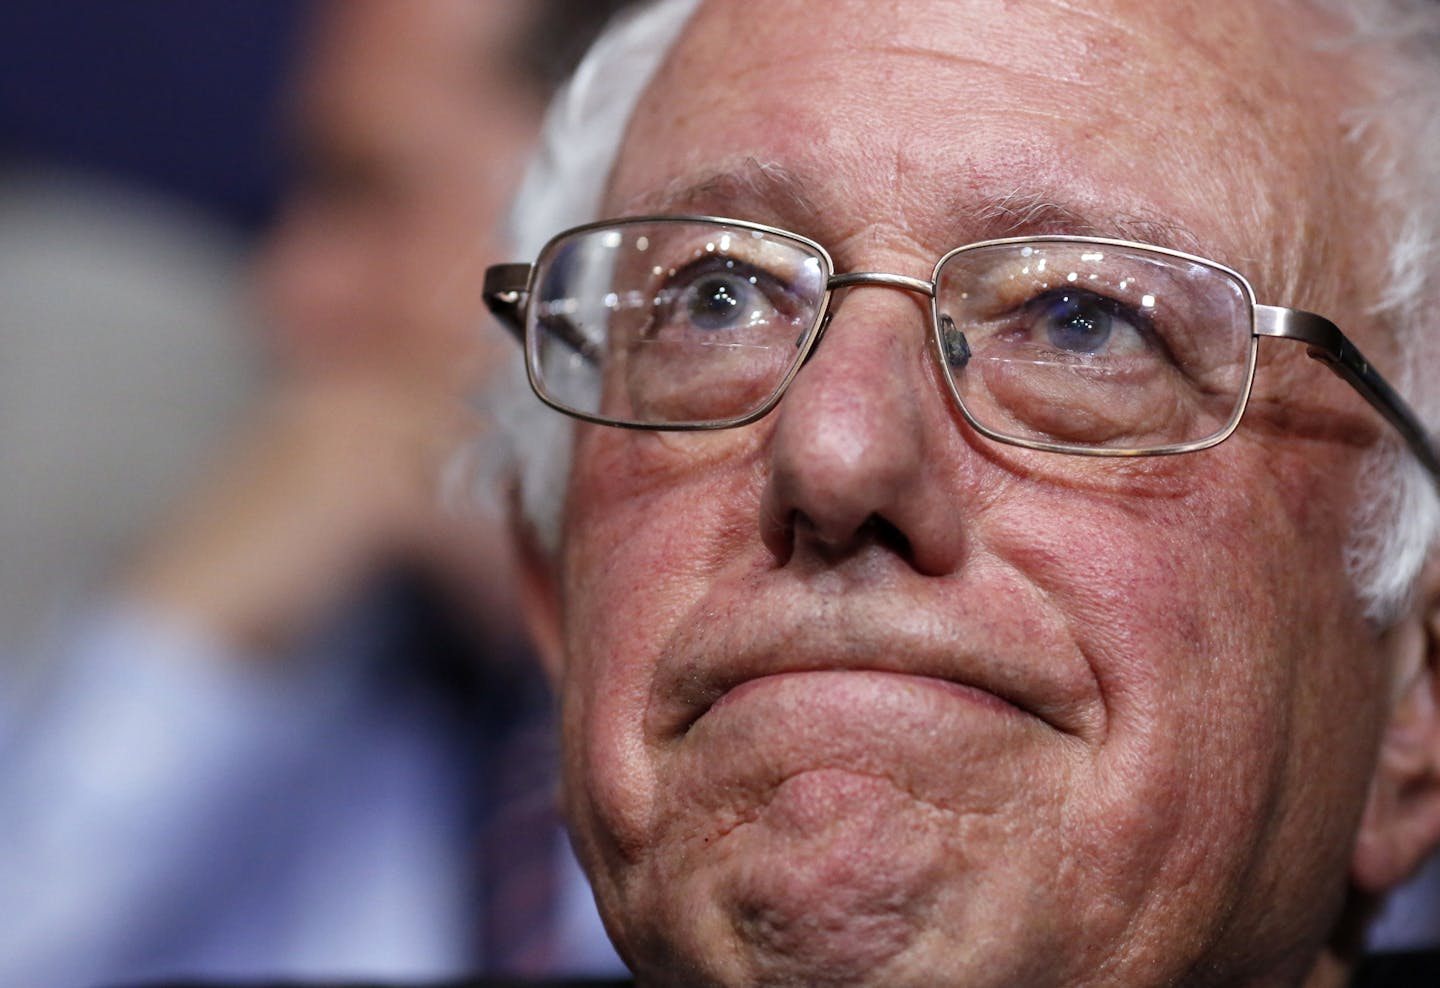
[939,314,970,369]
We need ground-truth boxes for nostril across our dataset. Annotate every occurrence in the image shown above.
[761,502,799,566]
[789,511,914,567]
[857,513,912,561]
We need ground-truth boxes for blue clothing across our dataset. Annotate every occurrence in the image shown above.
[0,590,622,987]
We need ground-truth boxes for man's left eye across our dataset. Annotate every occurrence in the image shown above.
[1024,290,1147,356]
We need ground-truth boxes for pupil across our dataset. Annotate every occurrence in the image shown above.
[1046,294,1111,352]
[689,276,745,330]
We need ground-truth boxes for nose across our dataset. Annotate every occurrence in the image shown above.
[758,282,972,576]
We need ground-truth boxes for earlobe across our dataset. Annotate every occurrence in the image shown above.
[1351,559,1440,893]
[509,486,567,685]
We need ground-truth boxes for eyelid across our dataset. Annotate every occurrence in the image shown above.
[1021,286,1152,325]
[654,252,812,322]
[1018,286,1188,366]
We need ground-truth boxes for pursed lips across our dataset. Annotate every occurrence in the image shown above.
[706,668,1023,723]
[648,602,1102,744]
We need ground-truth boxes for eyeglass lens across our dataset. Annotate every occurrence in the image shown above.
[528,220,1260,449]
[530,220,827,427]
[935,242,1254,451]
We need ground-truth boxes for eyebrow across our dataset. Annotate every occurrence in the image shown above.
[617,157,823,226]
[969,191,1208,257]
[616,159,1211,259]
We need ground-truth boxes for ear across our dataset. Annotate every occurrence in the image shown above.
[509,486,566,685]
[1351,556,1440,893]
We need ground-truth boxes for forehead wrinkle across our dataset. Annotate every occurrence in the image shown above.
[609,148,1237,272]
[613,160,1224,278]
[859,42,1104,89]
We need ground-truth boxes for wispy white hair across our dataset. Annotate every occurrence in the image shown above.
[494,0,1440,623]
[1310,0,1440,622]
[493,0,700,555]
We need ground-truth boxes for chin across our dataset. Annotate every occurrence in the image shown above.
[616,771,973,987]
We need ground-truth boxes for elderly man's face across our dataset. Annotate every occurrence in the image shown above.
[535,1,1424,984]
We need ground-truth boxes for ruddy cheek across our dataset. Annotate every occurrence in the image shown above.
[560,477,762,860]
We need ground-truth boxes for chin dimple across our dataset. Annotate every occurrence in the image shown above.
[723,771,940,981]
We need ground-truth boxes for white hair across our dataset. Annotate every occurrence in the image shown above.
[1314,0,1440,622]
[493,0,1440,622]
[492,0,700,555]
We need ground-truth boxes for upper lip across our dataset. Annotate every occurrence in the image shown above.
[648,589,1101,744]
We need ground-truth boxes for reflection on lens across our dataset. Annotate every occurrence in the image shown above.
[528,219,827,427]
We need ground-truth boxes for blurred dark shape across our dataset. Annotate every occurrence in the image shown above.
[0,0,306,232]
[517,0,644,96]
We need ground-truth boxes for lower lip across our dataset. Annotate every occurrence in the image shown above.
[705,668,1020,722]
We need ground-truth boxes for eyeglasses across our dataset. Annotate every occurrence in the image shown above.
[485,215,1439,476]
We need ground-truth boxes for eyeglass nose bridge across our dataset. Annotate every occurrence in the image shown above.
[803,271,939,364]
[826,271,935,297]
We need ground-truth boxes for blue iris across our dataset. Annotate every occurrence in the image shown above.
[687,274,749,330]
[1040,292,1113,354]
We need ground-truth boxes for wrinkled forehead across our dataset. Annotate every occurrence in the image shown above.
[609,0,1360,297]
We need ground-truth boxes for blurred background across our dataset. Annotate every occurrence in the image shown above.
[0,2,296,230]
[0,1,631,984]
[0,0,295,658]
[0,3,1435,987]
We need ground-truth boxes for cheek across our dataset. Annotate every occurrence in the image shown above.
[563,424,774,593]
[999,451,1371,925]
[559,428,770,845]
[1001,450,1336,716]
[993,498,1254,888]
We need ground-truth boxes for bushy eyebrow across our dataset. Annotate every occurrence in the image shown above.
[617,158,1210,258]
[616,157,822,226]
[971,191,1207,256]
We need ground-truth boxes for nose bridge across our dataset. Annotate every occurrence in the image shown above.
[805,270,936,362]
[761,264,967,575]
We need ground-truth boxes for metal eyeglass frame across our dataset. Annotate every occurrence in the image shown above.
[484,214,1440,481]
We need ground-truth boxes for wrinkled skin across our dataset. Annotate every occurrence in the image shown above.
[523,1,1440,985]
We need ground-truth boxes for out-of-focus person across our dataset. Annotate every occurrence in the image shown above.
[0,1,633,985]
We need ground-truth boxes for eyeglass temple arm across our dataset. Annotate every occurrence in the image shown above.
[483,262,602,367]
[483,263,532,341]
[1255,305,1440,482]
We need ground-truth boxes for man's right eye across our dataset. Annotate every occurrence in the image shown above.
[681,271,753,331]
[653,256,797,337]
